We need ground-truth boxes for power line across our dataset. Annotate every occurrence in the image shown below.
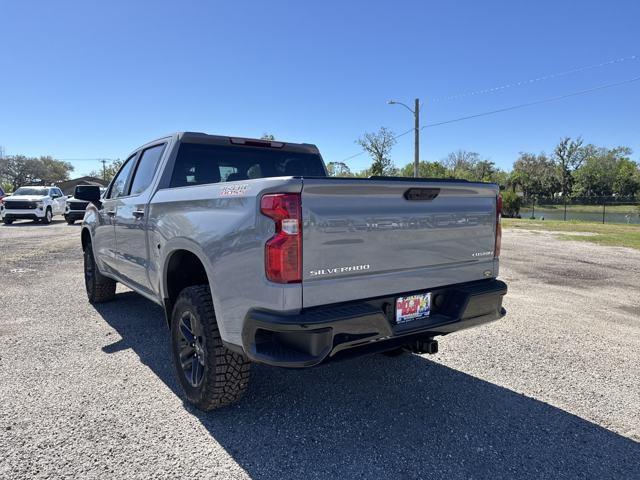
[430,54,638,102]
[58,158,117,162]
[339,75,640,163]
[422,75,640,129]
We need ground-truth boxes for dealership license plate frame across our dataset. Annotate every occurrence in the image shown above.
[395,292,432,324]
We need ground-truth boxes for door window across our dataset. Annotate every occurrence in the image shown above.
[108,156,136,199]
[129,144,166,196]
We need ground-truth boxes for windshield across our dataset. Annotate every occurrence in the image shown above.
[13,187,49,196]
[169,143,327,188]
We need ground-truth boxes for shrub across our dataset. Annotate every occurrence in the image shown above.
[501,190,522,218]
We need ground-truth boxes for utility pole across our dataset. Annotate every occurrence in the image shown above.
[387,98,421,177]
[100,159,107,181]
[414,98,420,178]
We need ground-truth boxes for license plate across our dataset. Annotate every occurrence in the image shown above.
[395,293,431,324]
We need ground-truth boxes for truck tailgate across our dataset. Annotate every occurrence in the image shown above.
[301,178,499,308]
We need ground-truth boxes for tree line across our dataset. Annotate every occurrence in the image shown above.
[0,155,75,192]
[326,128,640,201]
[2,132,639,202]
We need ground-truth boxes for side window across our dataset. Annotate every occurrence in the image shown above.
[129,144,166,196]
[108,156,136,199]
[55,188,63,197]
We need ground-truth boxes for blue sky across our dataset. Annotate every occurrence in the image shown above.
[1,0,639,176]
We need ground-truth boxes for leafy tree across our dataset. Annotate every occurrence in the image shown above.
[356,127,397,176]
[400,161,447,178]
[554,137,586,197]
[0,155,74,190]
[326,161,352,176]
[572,146,638,197]
[88,159,123,183]
[471,160,498,182]
[511,152,559,199]
[442,150,481,179]
[614,157,640,197]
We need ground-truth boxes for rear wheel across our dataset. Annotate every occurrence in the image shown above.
[84,241,116,303]
[171,285,250,411]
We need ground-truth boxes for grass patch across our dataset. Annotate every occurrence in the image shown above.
[502,218,640,250]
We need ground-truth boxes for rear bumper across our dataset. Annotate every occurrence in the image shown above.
[241,279,507,367]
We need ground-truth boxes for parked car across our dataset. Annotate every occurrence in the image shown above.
[64,187,106,224]
[76,132,507,411]
[2,186,67,224]
[0,186,8,216]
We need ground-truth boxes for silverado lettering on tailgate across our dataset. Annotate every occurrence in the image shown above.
[309,264,371,277]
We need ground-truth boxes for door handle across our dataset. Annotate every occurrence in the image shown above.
[106,210,116,217]
[133,210,145,218]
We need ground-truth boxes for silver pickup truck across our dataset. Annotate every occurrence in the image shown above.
[76,132,507,411]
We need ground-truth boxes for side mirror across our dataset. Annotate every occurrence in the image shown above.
[75,185,102,202]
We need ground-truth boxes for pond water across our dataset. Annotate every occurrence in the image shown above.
[519,207,640,224]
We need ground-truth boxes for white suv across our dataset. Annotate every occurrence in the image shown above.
[2,186,67,225]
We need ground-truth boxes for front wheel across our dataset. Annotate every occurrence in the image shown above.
[66,217,75,225]
[171,285,250,411]
[41,208,53,224]
[3,217,13,225]
[84,241,116,303]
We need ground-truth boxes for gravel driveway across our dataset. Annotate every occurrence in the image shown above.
[1,220,638,479]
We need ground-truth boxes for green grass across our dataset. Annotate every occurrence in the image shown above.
[503,218,640,250]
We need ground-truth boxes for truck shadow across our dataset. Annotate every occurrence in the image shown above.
[95,291,640,480]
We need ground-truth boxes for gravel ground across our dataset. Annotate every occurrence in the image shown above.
[0,220,639,479]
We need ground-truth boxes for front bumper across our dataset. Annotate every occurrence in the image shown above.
[241,279,507,367]
[65,211,86,221]
[3,208,46,220]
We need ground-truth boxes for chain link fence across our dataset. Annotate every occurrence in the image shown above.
[518,196,640,224]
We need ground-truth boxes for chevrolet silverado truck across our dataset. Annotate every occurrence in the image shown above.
[76,132,507,411]
[2,186,67,224]
[65,188,106,224]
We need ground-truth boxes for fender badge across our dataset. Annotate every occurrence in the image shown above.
[220,184,248,197]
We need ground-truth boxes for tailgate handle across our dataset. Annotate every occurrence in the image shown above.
[404,188,440,201]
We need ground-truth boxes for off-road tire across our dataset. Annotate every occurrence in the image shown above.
[42,207,53,224]
[171,285,250,411]
[83,241,116,303]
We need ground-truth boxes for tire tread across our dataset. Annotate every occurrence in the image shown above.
[173,285,250,410]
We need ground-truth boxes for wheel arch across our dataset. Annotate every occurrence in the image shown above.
[81,227,92,251]
[163,247,213,327]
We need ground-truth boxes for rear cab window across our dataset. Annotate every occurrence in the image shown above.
[168,143,326,188]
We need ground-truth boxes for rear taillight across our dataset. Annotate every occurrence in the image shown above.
[260,193,302,283]
[495,195,502,258]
